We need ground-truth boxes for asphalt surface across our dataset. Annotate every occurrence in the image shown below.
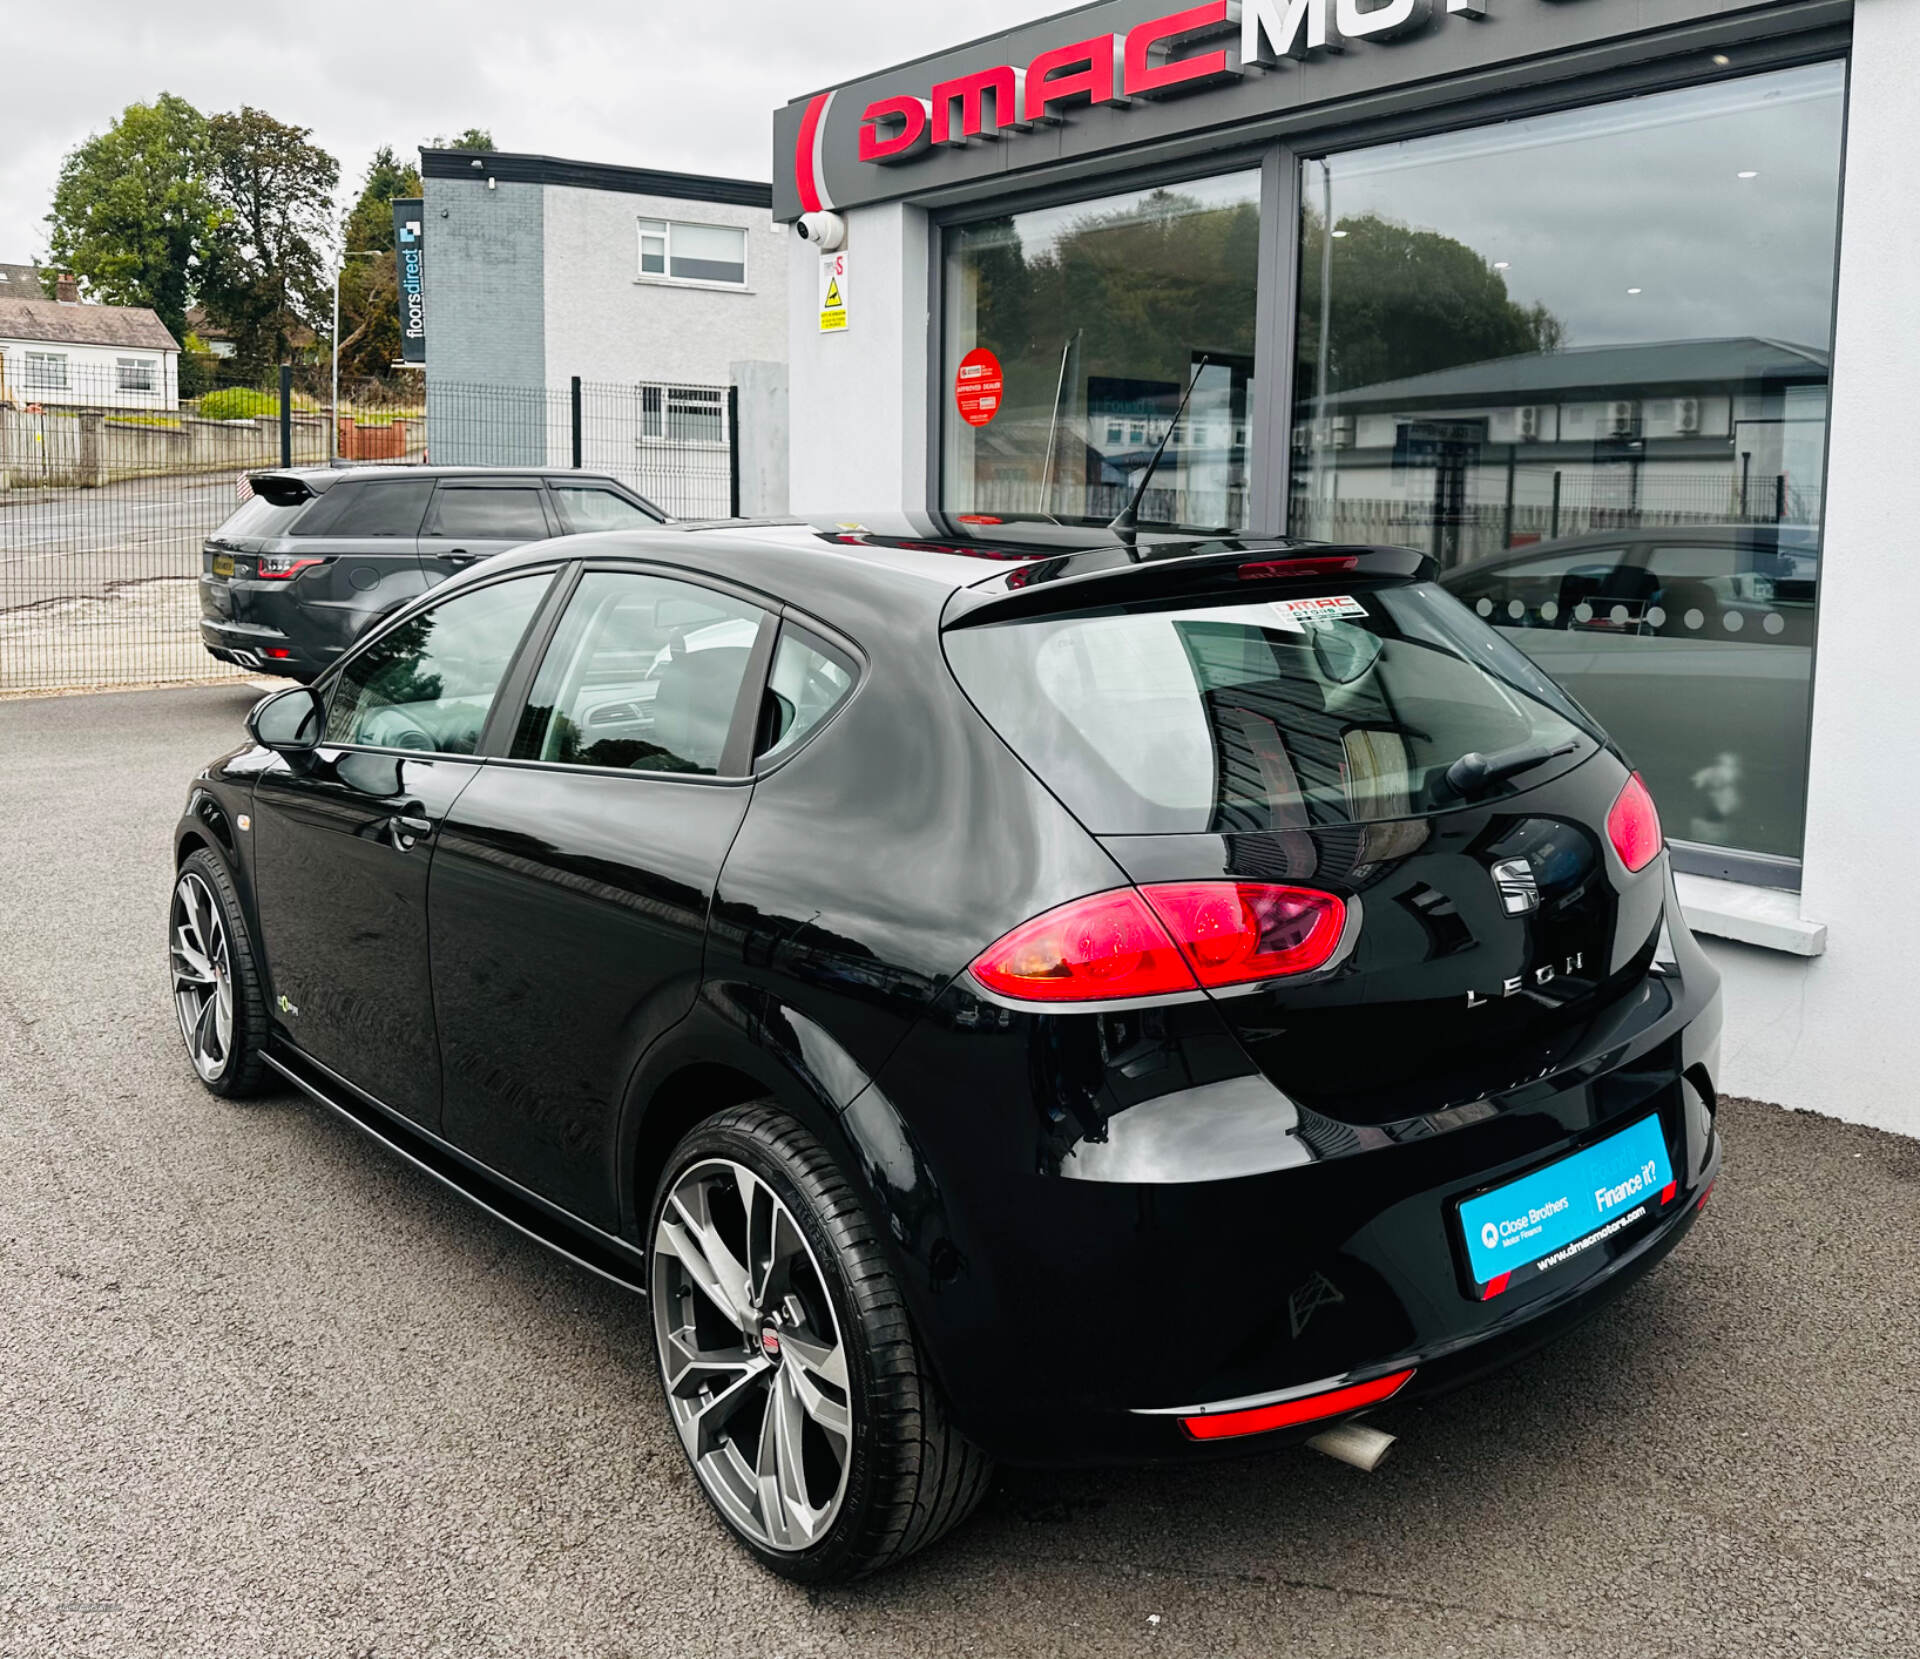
[2,683,1916,1659]
[0,475,247,692]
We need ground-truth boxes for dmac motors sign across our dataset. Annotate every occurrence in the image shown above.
[774,0,1781,220]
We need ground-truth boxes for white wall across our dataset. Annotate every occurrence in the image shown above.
[0,339,178,411]
[1702,0,1920,1136]
[787,202,929,520]
[543,185,788,389]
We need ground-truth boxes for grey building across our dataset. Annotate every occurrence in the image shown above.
[420,149,788,515]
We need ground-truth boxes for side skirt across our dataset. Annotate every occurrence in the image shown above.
[263,1043,649,1298]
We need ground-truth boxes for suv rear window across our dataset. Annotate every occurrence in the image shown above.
[293,478,435,537]
[945,582,1598,834]
[212,495,307,541]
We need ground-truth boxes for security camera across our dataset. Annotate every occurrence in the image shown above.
[796,212,847,252]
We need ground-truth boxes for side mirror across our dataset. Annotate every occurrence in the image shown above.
[247,684,325,760]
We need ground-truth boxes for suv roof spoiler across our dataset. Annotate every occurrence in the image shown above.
[245,472,323,507]
[943,542,1433,629]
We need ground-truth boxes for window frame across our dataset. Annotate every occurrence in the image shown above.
[635,383,730,449]
[115,356,158,394]
[634,216,750,291]
[23,350,68,391]
[313,564,568,759]
[420,478,560,542]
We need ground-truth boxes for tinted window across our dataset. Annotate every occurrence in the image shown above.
[214,495,307,541]
[552,485,659,534]
[294,478,435,538]
[758,626,856,763]
[326,576,549,754]
[946,584,1596,835]
[511,571,766,775]
[427,487,550,540]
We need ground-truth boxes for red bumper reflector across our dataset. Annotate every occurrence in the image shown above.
[1659,1180,1678,1206]
[1180,1368,1415,1442]
[261,647,293,660]
[1696,1179,1716,1211]
[1481,1271,1513,1301]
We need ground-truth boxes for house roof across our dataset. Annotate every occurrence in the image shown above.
[0,263,45,292]
[422,147,772,209]
[0,296,179,352]
[1328,337,1831,410]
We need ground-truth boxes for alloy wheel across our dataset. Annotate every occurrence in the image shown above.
[651,1157,854,1553]
[170,871,234,1083]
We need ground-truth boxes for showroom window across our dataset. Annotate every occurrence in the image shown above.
[943,171,1260,530]
[637,218,748,286]
[1291,63,1846,868]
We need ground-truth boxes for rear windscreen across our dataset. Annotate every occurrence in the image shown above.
[213,495,307,541]
[945,582,1599,834]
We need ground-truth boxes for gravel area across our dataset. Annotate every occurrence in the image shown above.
[1,683,1915,1659]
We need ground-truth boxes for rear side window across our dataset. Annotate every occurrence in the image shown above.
[944,583,1598,834]
[552,485,660,533]
[511,571,767,775]
[757,625,856,764]
[294,478,435,538]
[426,487,551,540]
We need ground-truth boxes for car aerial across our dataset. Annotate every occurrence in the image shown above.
[169,516,1723,1581]
[199,465,666,683]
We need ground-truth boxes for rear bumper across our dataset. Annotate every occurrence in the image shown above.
[199,616,317,679]
[868,934,1723,1468]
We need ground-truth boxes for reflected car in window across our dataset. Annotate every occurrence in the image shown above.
[1442,526,1818,860]
[199,466,666,685]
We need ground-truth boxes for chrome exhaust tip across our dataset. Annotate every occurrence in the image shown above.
[1306,1421,1396,1472]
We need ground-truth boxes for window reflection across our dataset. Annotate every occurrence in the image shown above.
[1291,63,1846,862]
[944,172,1260,530]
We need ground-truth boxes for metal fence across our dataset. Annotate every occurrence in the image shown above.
[0,366,740,695]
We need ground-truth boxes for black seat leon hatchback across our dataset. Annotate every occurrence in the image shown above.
[170,519,1723,1580]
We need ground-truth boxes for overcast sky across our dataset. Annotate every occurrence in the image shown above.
[3,0,1050,262]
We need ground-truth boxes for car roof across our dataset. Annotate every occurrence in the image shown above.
[466,516,1430,625]
[250,465,630,492]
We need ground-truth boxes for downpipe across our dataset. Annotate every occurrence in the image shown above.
[1306,1421,1396,1472]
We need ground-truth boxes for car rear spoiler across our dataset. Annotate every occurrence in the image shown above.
[245,472,322,507]
[942,543,1433,629]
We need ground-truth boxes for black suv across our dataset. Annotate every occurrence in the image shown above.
[199,466,665,681]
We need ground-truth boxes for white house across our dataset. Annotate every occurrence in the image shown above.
[0,277,181,412]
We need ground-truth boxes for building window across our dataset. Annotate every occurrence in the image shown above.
[637,384,727,446]
[116,357,157,393]
[942,171,1260,530]
[23,351,67,390]
[1290,62,1846,867]
[636,218,748,286]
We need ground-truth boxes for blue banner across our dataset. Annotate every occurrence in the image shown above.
[392,198,426,365]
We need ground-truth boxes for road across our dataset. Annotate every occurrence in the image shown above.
[1,683,1916,1659]
[0,476,246,692]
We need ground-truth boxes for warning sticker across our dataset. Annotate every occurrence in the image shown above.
[819,252,848,333]
[955,348,1004,427]
[1269,594,1370,630]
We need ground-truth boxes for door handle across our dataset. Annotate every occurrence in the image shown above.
[389,811,436,850]
[445,549,477,567]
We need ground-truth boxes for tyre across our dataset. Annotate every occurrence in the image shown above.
[648,1102,993,1581]
[168,848,270,1098]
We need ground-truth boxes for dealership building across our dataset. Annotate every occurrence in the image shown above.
[771,0,1916,1136]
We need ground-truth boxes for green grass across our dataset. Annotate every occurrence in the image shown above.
[105,414,184,429]
[196,387,320,421]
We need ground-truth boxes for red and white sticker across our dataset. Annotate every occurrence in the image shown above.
[955,348,1004,428]
[1270,594,1369,630]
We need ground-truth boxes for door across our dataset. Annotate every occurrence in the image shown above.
[431,567,774,1225]
[418,480,558,586]
[250,570,558,1127]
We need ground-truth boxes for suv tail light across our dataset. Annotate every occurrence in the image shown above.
[256,555,325,581]
[1607,773,1663,873]
[969,883,1347,1004]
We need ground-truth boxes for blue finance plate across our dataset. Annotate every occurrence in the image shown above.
[1457,1114,1676,1292]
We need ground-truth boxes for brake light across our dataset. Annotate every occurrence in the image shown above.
[969,883,1347,1003]
[969,889,1198,1003]
[255,555,325,581]
[1607,772,1663,873]
[1142,883,1346,986]
[1238,555,1360,581]
[1181,1368,1415,1441]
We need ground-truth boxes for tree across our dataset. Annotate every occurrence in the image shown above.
[199,108,340,377]
[1295,211,1563,402]
[431,128,495,151]
[334,145,424,382]
[43,93,219,345]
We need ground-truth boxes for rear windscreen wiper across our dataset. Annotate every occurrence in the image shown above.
[1440,738,1582,802]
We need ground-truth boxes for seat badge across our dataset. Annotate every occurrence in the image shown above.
[1491,857,1539,916]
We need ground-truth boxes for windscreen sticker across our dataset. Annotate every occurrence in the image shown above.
[1269,594,1370,631]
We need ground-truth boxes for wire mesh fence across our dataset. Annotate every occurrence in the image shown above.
[0,365,739,694]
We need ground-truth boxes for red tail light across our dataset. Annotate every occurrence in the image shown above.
[1181,1368,1415,1441]
[969,883,1347,1003]
[1237,554,1360,581]
[1607,772,1663,873]
[256,555,325,581]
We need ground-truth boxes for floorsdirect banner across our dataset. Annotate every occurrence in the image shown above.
[392,199,426,366]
